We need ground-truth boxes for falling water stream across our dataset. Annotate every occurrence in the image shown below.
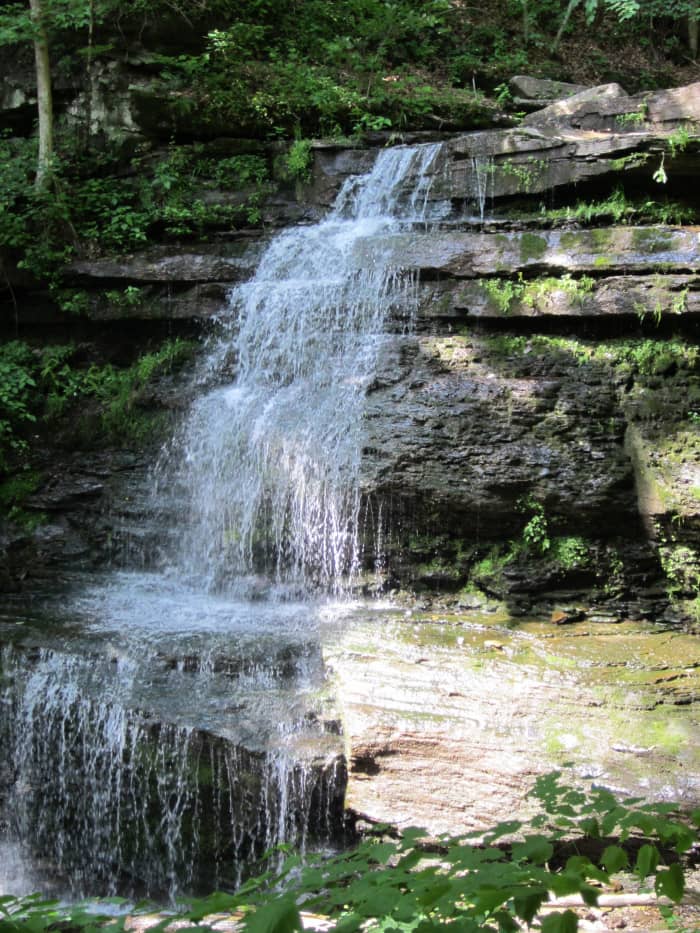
[0,143,448,900]
[169,143,446,592]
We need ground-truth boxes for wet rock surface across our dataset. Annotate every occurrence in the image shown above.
[0,581,346,897]
[326,609,700,834]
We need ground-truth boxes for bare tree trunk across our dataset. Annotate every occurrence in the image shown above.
[28,0,53,189]
[688,13,699,59]
[85,0,94,140]
[553,0,582,53]
[522,0,530,44]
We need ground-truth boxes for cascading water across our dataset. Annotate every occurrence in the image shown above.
[470,155,493,222]
[166,143,446,593]
[0,595,345,899]
[0,143,447,900]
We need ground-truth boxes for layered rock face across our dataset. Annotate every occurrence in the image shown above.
[2,76,700,861]
[2,80,699,620]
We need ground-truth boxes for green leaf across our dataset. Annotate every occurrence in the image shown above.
[579,884,600,907]
[417,877,452,908]
[578,817,600,838]
[187,892,239,921]
[513,890,546,924]
[540,909,579,933]
[601,845,628,873]
[511,835,554,864]
[655,863,685,903]
[243,897,302,933]
[601,806,629,835]
[474,886,509,915]
[565,855,606,882]
[333,914,362,933]
[635,844,660,879]
[494,910,519,933]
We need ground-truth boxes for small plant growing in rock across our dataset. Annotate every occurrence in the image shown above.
[667,124,693,158]
[285,138,314,183]
[519,495,551,554]
[483,275,523,313]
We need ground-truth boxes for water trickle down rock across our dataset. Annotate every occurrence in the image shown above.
[0,639,345,899]
[162,143,447,594]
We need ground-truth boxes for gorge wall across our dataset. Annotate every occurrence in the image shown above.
[1,69,700,872]
[2,79,698,626]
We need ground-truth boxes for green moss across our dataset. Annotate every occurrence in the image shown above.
[631,228,675,253]
[559,231,580,251]
[519,232,547,262]
[590,228,613,250]
[610,152,651,172]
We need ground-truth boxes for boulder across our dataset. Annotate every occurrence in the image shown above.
[509,75,591,101]
[523,80,700,132]
[522,82,630,127]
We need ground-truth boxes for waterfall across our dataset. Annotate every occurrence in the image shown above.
[470,155,493,222]
[166,143,446,594]
[0,143,447,901]
[0,641,344,900]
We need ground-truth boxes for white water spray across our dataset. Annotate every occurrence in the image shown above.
[0,144,450,901]
[167,144,446,593]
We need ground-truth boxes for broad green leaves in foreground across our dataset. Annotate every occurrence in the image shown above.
[0,773,696,933]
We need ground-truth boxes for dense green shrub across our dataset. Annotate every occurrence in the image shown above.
[0,338,196,480]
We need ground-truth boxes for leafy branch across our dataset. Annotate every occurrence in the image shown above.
[0,774,696,932]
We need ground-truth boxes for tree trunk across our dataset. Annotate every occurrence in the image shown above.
[553,0,582,53]
[28,0,53,189]
[689,13,699,59]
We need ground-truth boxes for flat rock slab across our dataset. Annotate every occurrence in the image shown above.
[419,273,700,322]
[376,227,700,278]
[326,612,700,835]
[67,242,261,285]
